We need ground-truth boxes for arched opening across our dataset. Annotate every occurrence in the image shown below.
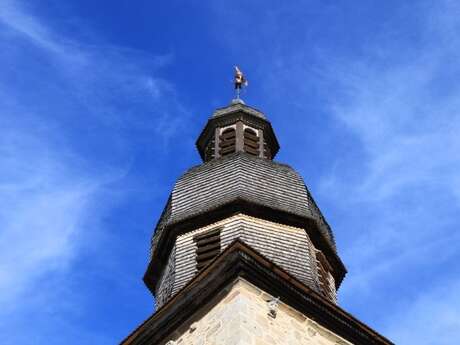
[243,128,260,156]
[219,127,236,156]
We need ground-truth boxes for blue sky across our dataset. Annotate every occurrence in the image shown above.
[1,1,459,344]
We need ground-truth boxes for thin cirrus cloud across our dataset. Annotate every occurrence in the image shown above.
[0,0,184,342]
[322,0,460,277]
[383,279,460,344]
[318,1,460,343]
[2,0,460,344]
[205,1,460,343]
[0,118,107,305]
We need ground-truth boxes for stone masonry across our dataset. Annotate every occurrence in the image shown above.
[162,278,352,345]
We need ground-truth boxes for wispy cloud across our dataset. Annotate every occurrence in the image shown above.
[0,1,187,342]
[315,0,460,341]
[210,0,460,342]
[0,122,102,305]
[0,0,186,142]
[322,0,460,276]
[0,0,64,53]
[383,278,460,345]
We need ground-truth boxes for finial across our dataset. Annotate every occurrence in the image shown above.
[233,66,248,103]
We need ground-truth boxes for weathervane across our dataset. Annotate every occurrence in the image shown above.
[234,66,248,101]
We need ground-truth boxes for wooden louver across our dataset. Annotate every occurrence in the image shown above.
[243,128,259,156]
[219,128,236,157]
[316,250,334,300]
[263,139,271,159]
[204,139,215,161]
[194,228,221,271]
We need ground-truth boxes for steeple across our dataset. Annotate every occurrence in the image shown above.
[122,70,393,345]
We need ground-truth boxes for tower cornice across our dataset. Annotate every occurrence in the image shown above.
[129,240,391,345]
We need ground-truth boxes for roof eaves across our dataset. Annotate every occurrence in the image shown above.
[130,240,391,345]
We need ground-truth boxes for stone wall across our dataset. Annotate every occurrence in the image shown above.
[162,278,351,345]
[155,214,335,308]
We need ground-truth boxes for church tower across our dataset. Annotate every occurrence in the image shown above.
[122,70,393,345]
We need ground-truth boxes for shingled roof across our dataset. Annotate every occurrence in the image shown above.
[151,152,336,255]
[212,102,266,119]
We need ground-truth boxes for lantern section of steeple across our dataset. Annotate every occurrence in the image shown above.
[196,101,280,161]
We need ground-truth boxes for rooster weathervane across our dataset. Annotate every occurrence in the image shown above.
[234,66,248,101]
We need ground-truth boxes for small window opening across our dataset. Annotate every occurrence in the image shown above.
[243,128,260,156]
[219,128,236,156]
[194,228,221,271]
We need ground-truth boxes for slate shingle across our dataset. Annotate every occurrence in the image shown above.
[151,152,336,254]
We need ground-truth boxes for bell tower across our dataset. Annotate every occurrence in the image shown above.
[122,70,393,345]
